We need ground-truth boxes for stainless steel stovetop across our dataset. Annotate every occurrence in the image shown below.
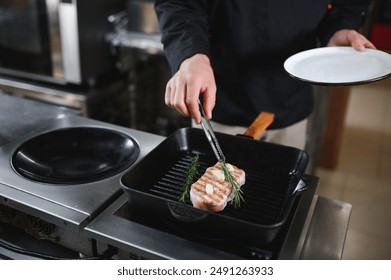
[0,94,352,260]
[0,114,163,223]
[0,97,163,256]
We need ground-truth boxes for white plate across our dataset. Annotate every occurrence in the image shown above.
[284,47,391,85]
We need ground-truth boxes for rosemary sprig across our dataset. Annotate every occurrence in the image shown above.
[220,160,245,208]
[179,155,200,203]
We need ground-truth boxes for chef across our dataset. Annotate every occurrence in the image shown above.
[155,0,376,149]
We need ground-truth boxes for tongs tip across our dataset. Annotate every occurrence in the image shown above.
[198,99,226,162]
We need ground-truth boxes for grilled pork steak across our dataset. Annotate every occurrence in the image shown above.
[190,162,245,212]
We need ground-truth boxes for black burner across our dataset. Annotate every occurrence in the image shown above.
[11,127,139,184]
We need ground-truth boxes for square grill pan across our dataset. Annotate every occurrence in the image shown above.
[121,128,308,245]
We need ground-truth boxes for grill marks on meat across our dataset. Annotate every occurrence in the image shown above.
[190,162,245,212]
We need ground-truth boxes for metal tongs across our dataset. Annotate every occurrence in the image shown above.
[198,99,226,162]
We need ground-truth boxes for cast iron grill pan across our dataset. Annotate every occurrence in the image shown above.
[121,128,308,244]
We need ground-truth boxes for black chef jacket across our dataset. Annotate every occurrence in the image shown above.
[155,0,370,129]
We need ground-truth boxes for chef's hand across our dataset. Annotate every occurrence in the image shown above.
[165,54,216,124]
[327,29,376,51]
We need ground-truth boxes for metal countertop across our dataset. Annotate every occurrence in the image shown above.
[0,93,164,228]
[0,92,77,147]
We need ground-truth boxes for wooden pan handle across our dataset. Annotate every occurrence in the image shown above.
[243,112,275,139]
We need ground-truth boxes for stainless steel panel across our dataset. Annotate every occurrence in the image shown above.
[58,1,81,83]
[0,77,86,110]
[86,195,242,260]
[46,0,64,80]
[300,196,352,260]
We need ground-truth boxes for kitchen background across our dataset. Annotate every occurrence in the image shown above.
[315,0,391,259]
[0,0,390,259]
[317,77,391,259]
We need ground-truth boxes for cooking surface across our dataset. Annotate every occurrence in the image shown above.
[0,93,77,146]
[127,152,302,225]
[0,95,164,226]
[12,127,140,185]
[120,128,309,245]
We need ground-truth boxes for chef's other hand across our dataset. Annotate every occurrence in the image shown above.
[327,29,376,51]
[165,54,216,124]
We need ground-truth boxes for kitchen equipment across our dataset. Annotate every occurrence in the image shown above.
[284,47,391,85]
[1,95,352,260]
[0,110,164,257]
[12,127,139,185]
[0,75,130,124]
[86,176,318,260]
[127,0,160,34]
[0,1,133,127]
[0,0,125,86]
[121,127,308,245]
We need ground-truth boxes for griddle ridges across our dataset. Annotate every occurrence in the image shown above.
[147,153,297,225]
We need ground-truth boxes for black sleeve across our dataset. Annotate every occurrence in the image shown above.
[155,0,211,74]
[317,0,371,46]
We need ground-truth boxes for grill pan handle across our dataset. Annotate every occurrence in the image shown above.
[243,112,275,140]
[168,202,209,222]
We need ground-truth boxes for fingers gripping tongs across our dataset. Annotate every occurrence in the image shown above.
[198,99,226,162]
